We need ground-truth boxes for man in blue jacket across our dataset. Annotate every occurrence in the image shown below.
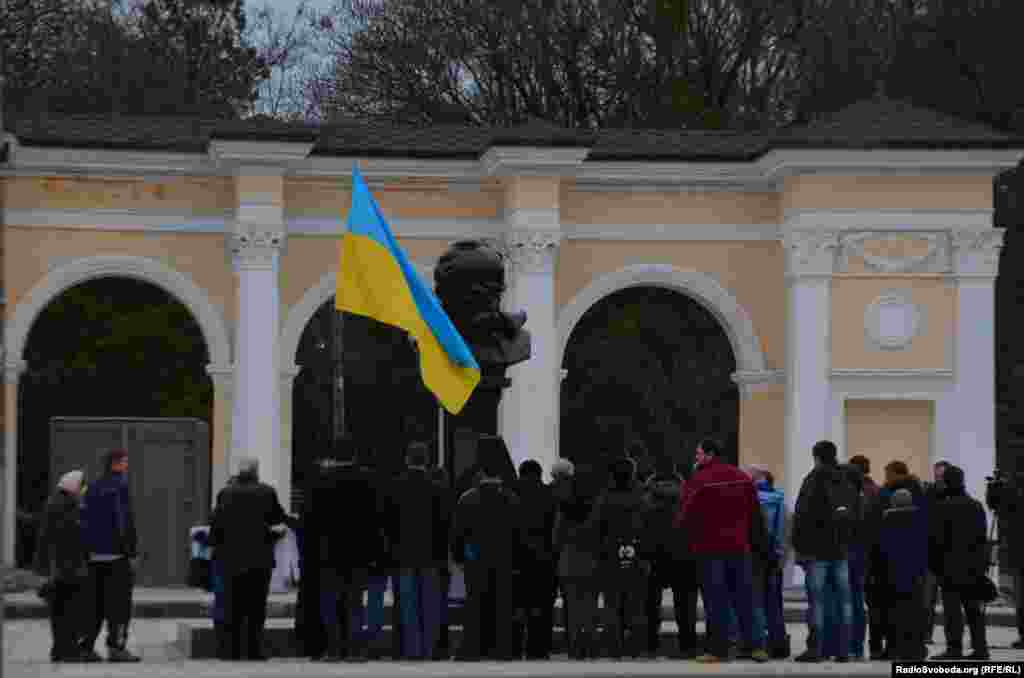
[79,449,140,663]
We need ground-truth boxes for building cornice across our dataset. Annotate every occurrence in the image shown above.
[480,146,590,176]
[563,222,781,241]
[291,156,486,184]
[209,140,315,167]
[830,368,954,379]
[759,148,1023,178]
[573,161,777,192]
[4,145,219,176]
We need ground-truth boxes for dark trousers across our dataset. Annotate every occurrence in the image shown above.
[923,572,940,641]
[319,567,368,658]
[700,556,756,656]
[561,576,600,657]
[221,567,272,660]
[1013,569,1024,640]
[48,579,88,660]
[461,563,516,659]
[886,582,926,660]
[646,559,698,655]
[82,559,133,650]
[397,567,441,659]
[514,561,556,658]
[942,586,988,654]
[601,567,649,657]
[437,570,452,657]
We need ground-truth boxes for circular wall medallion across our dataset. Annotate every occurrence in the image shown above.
[864,292,923,350]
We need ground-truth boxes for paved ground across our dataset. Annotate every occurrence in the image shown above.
[5,620,1024,678]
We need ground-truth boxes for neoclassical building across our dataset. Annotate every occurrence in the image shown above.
[2,96,1021,566]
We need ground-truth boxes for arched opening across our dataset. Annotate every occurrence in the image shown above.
[17,276,213,585]
[560,285,739,479]
[291,298,441,503]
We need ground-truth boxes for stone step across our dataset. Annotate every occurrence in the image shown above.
[179,621,716,660]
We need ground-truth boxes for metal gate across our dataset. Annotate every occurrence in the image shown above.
[50,417,210,587]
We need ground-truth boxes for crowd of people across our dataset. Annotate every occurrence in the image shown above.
[33,436,1009,664]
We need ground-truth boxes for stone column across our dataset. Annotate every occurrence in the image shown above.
[3,359,25,566]
[279,364,301,513]
[500,223,561,479]
[230,231,284,491]
[938,228,1004,511]
[782,230,839,516]
[206,363,234,503]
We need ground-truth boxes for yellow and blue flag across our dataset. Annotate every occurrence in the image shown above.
[336,166,481,414]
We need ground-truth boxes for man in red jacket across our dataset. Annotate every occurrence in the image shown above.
[674,438,767,663]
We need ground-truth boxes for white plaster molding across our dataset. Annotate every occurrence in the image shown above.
[563,222,781,241]
[1,207,232,232]
[3,359,27,385]
[209,140,314,167]
[951,228,1005,279]
[291,157,485,182]
[6,255,233,368]
[205,363,235,399]
[7,145,218,176]
[573,161,774,191]
[280,262,435,368]
[505,230,561,274]
[504,208,560,231]
[558,264,768,376]
[285,215,501,239]
[731,369,786,399]
[831,368,953,378]
[785,208,994,233]
[864,291,926,351]
[838,231,948,274]
[480,146,590,176]
[229,231,285,270]
[760,149,1023,178]
[782,229,840,278]
[236,202,285,232]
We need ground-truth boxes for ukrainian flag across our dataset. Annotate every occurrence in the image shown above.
[336,166,481,414]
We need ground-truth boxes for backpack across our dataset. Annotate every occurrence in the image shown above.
[823,469,859,544]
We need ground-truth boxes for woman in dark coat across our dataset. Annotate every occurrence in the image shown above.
[34,470,98,663]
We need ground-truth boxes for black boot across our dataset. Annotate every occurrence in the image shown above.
[323,624,344,662]
[106,626,141,663]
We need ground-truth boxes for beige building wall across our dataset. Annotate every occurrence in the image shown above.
[831,276,955,370]
[284,179,502,218]
[3,227,237,337]
[781,175,993,211]
[556,239,786,370]
[845,399,934,481]
[561,189,779,225]
[3,175,235,213]
[740,385,786,483]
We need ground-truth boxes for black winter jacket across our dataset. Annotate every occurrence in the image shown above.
[792,464,860,561]
[34,489,89,583]
[387,468,448,569]
[209,475,288,573]
[929,489,989,592]
[515,478,558,564]
[592,487,650,572]
[643,474,690,564]
[451,480,523,567]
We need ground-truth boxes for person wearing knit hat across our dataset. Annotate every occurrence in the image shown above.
[34,469,96,663]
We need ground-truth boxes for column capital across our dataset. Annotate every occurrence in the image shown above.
[782,229,840,279]
[951,228,1004,279]
[229,231,285,270]
[505,229,562,274]
[731,369,785,399]
[3,359,27,385]
[206,362,235,396]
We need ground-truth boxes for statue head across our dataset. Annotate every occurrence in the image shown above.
[434,239,506,321]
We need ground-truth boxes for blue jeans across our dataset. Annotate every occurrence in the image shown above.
[397,568,442,659]
[806,559,853,659]
[363,573,397,643]
[319,568,368,653]
[752,567,786,647]
[848,548,867,657]
[700,556,758,656]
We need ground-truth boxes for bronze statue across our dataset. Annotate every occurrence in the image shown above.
[433,239,531,488]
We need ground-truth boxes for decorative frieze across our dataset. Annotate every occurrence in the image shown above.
[782,230,840,278]
[864,291,925,351]
[229,231,285,270]
[505,230,562,274]
[951,228,1005,279]
[838,231,948,274]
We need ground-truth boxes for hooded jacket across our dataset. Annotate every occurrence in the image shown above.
[755,479,786,563]
[34,488,89,582]
[644,473,690,563]
[80,472,137,559]
[928,486,988,590]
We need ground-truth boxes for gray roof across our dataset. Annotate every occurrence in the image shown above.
[4,97,1021,161]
